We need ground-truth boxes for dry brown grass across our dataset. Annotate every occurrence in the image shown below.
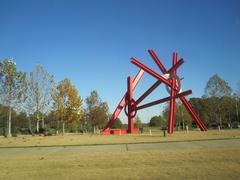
[0,130,240,179]
[0,147,239,180]
[0,129,239,147]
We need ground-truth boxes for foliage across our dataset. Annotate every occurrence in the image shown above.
[0,60,27,137]
[134,115,142,129]
[0,60,27,106]
[52,79,83,133]
[24,64,54,132]
[162,101,192,130]
[190,96,238,128]
[236,80,240,97]
[85,90,109,131]
[111,117,122,129]
[0,104,30,135]
[160,87,238,130]
[204,74,232,97]
[154,74,237,130]
[202,74,234,128]
[149,115,166,127]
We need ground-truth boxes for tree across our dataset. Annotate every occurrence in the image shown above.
[220,96,235,126]
[204,74,232,97]
[162,101,192,130]
[14,111,28,129]
[52,79,83,134]
[204,75,233,129]
[44,110,57,129]
[0,104,12,136]
[233,81,240,124]
[237,80,240,96]
[134,115,142,129]
[24,64,54,133]
[189,98,211,127]
[111,117,122,129]
[0,104,6,135]
[149,115,165,127]
[0,60,27,137]
[233,93,240,125]
[85,90,109,133]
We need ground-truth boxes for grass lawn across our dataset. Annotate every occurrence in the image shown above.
[0,143,240,180]
[0,129,239,147]
[0,130,240,179]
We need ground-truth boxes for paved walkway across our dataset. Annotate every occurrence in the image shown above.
[0,138,239,156]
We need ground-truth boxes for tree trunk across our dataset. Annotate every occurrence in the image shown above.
[219,116,222,129]
[36,120,39,133]
[181,108,185,130]
[42,118,44,129]
[36,111,40,133]
[62,122,65,135]
[236,99,239,123]
[56,120,59,135]
[28,118,32,134]
[182,120,185,131]
[2,118,6,137]
[7,106,12,137]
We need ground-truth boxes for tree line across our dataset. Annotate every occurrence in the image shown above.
[1,59,239,137]
[149,74,240,130]
[0,60,110,137]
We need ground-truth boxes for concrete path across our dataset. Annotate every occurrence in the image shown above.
[0,138,239,156]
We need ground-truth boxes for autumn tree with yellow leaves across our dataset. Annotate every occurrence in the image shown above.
[52,79,83,134]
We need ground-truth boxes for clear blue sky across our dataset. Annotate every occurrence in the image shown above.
[0,0,240,123]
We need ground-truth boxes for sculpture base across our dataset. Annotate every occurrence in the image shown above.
[101,129,139,135]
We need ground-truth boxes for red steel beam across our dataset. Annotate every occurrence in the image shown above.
[127,76,134,133]
[135,58,184,106]
[132,70,145,90]
[180,96,207,131]
[148,49,167,73]
[135,80,161,106]
[102,69,144,132]
[131,57,173,88]
[168,52,178,134]
[149,49,184,74]
[136,90,192,111]
[168,58,184,73]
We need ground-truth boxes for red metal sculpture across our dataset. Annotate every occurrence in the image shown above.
[102,50,207,135]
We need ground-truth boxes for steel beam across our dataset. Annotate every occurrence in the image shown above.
[102,69,144,132]
[131,57,173,87]
[136,90,192,110]
[127,76,134,133]
[180,96,207,131]
[135,58,184,106]
[168,52,178,134]
[168,58,184,73]
[135,80,162,106]
[148,49,167,73]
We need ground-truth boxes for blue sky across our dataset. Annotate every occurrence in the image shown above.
[0,0,240,123]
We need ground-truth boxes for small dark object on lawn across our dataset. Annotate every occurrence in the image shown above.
[162,127,167,137]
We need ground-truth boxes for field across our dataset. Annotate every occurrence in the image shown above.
[0,130,240,180]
